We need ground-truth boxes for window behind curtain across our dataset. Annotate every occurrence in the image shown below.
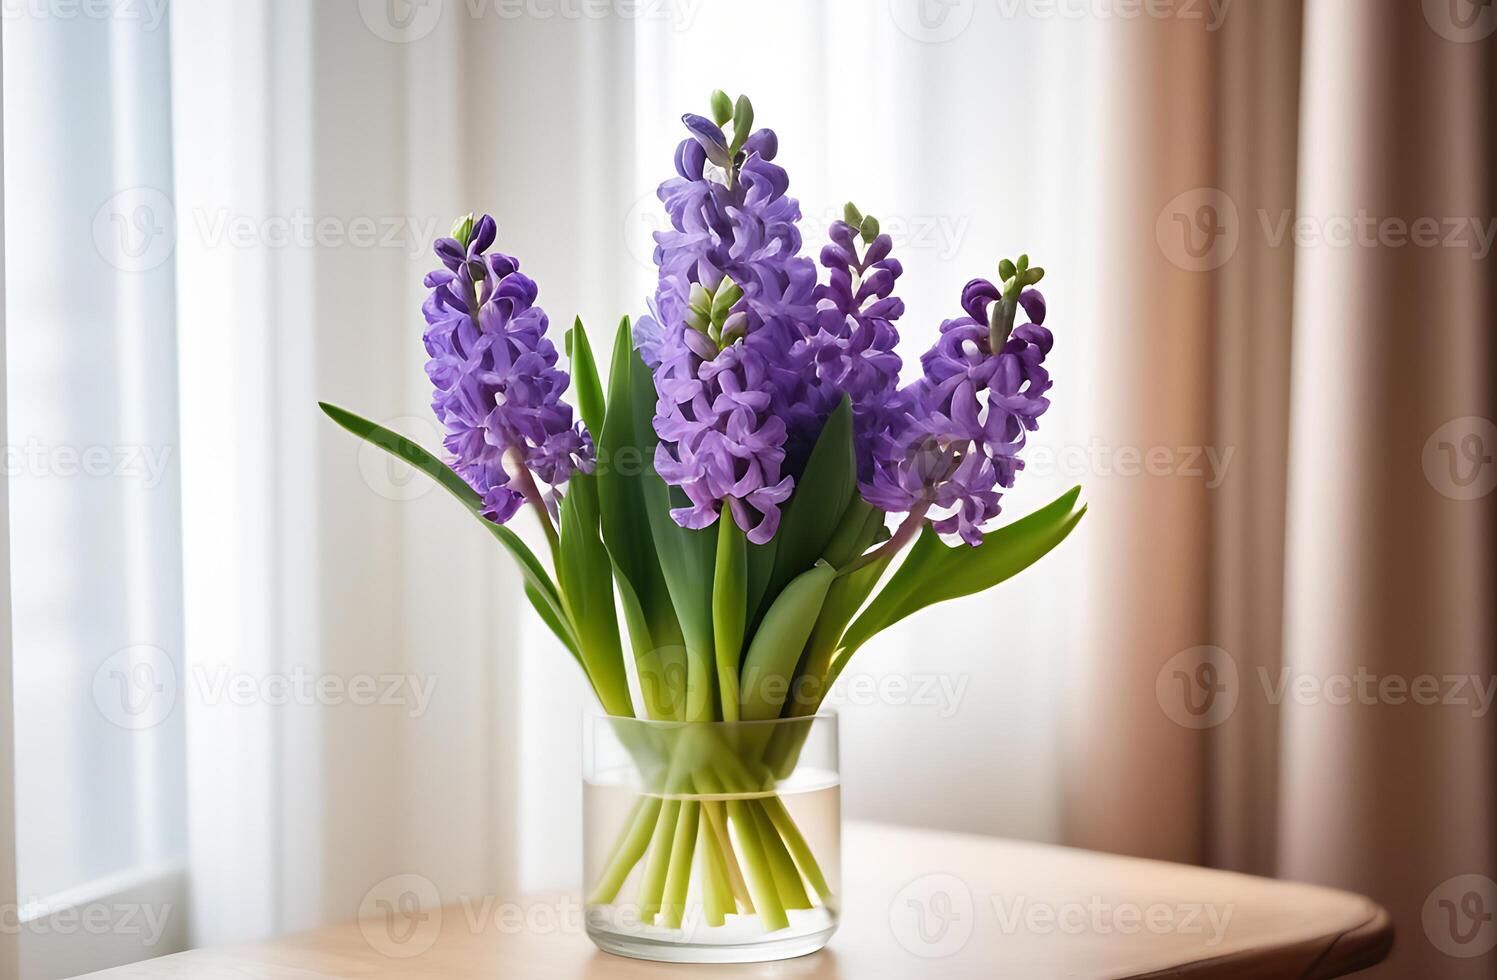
[2,2,186,957]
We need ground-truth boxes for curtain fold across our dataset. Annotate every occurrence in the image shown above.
[1280,2,1495,977]
[1067,2,1495,977]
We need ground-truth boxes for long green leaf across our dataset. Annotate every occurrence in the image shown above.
[596,318,685,667]
[748,398,856,627]
[623,343,716,720]
[317,401,572,646]
[557,472,633,716]
[840,486,1087,656]
[566,316,606,438]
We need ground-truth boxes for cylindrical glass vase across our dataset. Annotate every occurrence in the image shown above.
[583,712,840,963]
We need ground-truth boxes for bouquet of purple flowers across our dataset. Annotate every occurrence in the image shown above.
[323,91,1083,946]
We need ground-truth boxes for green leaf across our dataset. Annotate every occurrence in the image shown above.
[750,398,856,626]
[566,317,606,439]
[623,342,717,719]
[740,562,836,721]
[558,472,632,715]
[596,318,684,663]
[709,89,733,127]
[840,486,1087,656]
[317,402,568,624]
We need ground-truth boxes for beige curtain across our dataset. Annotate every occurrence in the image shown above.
[1065,2,1495,977]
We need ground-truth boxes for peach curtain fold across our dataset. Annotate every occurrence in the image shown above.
[1066,2,1495,977]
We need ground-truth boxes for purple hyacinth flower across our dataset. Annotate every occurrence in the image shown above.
[864,278,1052,546]
[423,214,593,523]
[635,107,817,543]
[799,217,906,478]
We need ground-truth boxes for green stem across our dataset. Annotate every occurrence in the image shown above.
[697,807,731,926]
[586,795,661,905]
[712,517,747,721]
[749,800,810,912]
[636,797,680,922]
[760,795,834,907]
[660,797,700,929]
[727,798,789,931]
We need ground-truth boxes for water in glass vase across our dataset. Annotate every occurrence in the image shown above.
[583,763,841,963]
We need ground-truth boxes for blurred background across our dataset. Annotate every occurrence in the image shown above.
[0,0,1492,977]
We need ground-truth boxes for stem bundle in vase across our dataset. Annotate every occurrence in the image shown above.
[322,91,1085,950]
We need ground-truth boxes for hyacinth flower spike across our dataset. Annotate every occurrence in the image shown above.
[853,254,1052,569]
[420,212,594,558]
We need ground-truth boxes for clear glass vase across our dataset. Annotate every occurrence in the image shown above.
[582,712,840,963]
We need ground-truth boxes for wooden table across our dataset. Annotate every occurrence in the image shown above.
[79,822,1391,979]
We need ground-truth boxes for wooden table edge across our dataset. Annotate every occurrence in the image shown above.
[1128,899,1393,980]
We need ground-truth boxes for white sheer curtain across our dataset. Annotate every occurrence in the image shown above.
[4,1,1105,969]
